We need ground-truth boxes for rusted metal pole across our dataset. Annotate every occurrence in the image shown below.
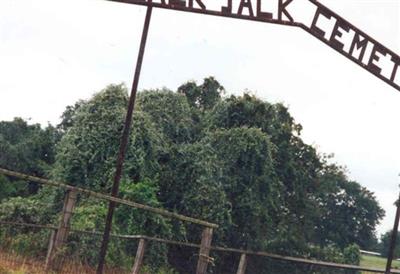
[131,238,147,274]
[96,6,153,274]
[386,193,400,274]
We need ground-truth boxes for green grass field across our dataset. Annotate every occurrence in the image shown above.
[360,254,400,270]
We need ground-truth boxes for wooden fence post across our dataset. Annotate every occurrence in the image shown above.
[196,227,214,274]
[45,189,77,269]
[236,253,247,274]
[45,229,56,267]
[132,238,147,274]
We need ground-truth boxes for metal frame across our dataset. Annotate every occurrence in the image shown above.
[108,0,400,93]
[99,0,400,273]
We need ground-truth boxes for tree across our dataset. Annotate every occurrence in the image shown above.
[135,84,384,271]
[158,142,231,273]
[380,230,400,258]
[0,118,59,198]
[177,76,224,111]
[205,128,281,249]
[47,84,174,269]
[52,84,165,190]
[313,164,384,249]
[207,94,323,253]
[137,88,195,144]
[0,78,386,273]
[57,101,84,132]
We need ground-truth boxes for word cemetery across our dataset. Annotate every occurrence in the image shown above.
[309,1,400,92]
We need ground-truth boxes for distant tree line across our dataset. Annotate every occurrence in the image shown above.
[0,77,385,273]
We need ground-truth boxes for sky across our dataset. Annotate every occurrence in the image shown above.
[0,0,399,236]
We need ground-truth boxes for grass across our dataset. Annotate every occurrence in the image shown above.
[6,249,395,274]
[0,249,129,274]
[0,250,176,274]
[360,254,400,270]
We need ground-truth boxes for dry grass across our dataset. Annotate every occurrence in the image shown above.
[0,250,128,274]
[0,250,44,274]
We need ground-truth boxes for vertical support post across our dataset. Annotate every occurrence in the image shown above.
[97,5,153,274]
[46,189,77,269]
[386,193,400,274]
[131,238,147,274]
[196,227,214,274]
[236,253,247,274]
[45,229,56,267]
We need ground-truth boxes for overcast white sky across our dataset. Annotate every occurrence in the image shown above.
[0,0,399,235]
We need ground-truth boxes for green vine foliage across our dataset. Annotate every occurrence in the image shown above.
[0,78,384,273]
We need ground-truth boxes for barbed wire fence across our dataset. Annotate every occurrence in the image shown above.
[1,168,400,274]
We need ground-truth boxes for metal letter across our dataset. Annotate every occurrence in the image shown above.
[238,0,255,17]
[256,0,272,20]
[169,0,185,8]
[189,0,205,9]
[310,7,332,39]
[278,0,293,22]
[329,19,350,52]
[368,44,386,75]
[349,33,368,62]
[221,0,232,14]
[391,56,400,82]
